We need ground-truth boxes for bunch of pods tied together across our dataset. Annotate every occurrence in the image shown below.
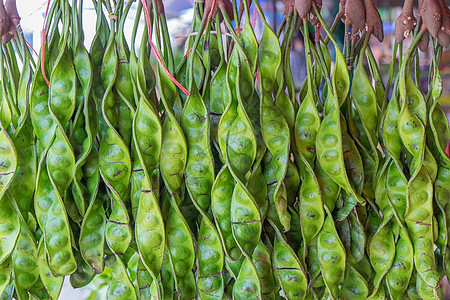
[0,0,449,298]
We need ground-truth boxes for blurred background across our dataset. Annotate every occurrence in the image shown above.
[15,0,450,297]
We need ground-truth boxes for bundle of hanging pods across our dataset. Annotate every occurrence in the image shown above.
[0,0,449,298]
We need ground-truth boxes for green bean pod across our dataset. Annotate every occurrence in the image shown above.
[69,249,95,289]
[315,160,340,213]
[398,100,425,176]
[314,18,363,205]
[9,47,35,219]
[136,259,152,299]
[0,193,19,265]
[381,88,402,160]
[157,65,187,196]
[224,47,260,268]
[368,161,395,297]
[12,216,38,299]
[317,211,346,299]
[247,164,269,220]
[107,255,137,300]
[134,116,164,293]
[29,277,52,300]
[115,2,135,148]
[165,196,196,299]
[252,241,276,299]
[79,148,106,274]
[34,153,76,276]
[197,218,224,299]
[350,56,379,150]
[295,27,324,251]
[181,88,214,213]
[341,263,369,300]
[71,40,96,218]
[385,228,414,298]
[211,166,241,262]
[98,23,132,255]
[349,54,379,200]
[37,237,63,299]
[132,47,163,294]
[0,121,17,202]
[0,257,11,297]
[405,166,440,292]
[90,6,108,139]
[230,183,262,260]
[259,15,291,232]
[427,58,450,278]
[233,257,262,299]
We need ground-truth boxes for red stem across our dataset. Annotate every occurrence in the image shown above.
[26,41,38,56]
[315,22,322,42]
[141,0,190,96]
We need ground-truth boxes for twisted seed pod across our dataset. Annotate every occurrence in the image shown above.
[197,218,224,299]
[157,64,187,196]
[233,257,261,298]
[425,60,450,282]
[259,19,291,232]
[295,22,324,255]
[271,221,308,299]
[247,164,269,220]
[12,214,39,298]
[252,241,276,299]
[368,161,395,297]
[385,228,414,298]
[382,87,402,161]
[71,41,96,219]
[9,48,35,220]
[211,166,241,262]
[222,47,260,261]
[181,89,214,214]
[406,167,440,293]
[157,57,194,298]
[78,149,106,274]
[0,258,12,296]
[130,12,164,292]
[165,198,196,299]
[34,154,76,276]
[341,263,369,299]
[98,22,132,255]
[107,255,137,300]
[133,92,164,291]
[136,259,152,299]
[349,54,379,197]
[317,212,346,299]
[69,250,95,288]
[0,123,17,204]
[208,56,228,149]
[231,183,261,260]
[397,52,440,293]
[0,193,19,265]
[37,237,63,299]
[30,56,56,155]
[115,3,135,149]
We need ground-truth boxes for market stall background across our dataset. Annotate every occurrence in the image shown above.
[14,0,450,298]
